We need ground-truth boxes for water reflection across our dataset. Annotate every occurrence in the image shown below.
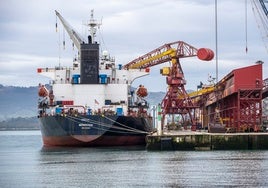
[37,148,268,187]
[1,132,268,187]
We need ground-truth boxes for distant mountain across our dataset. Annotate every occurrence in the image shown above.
[0,84,38,121]
[145,91,166,106]
[0,117,40,130]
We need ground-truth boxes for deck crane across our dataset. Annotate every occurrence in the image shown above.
[124,41,214,131]
[55,10,101,51]
[55,10,85,51]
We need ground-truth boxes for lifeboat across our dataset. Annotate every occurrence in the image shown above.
[38,85,48,97]
[136,85,148,97]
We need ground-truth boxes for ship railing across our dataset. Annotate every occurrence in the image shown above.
[37,66,76,73]
[37,68,56,73]
[63,105,86,114]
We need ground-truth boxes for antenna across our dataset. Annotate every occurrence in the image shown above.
[85,9,102,44]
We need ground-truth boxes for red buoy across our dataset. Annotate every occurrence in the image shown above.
[197,48,214,61]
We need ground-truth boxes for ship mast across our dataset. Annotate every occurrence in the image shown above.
[85,9,101,44]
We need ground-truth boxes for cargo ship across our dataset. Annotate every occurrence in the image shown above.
[37,10,154,147]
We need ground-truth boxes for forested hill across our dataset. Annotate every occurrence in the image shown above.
[0,84,38,121]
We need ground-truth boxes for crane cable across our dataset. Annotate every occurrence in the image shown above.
[245,0,248,53]
[56,15,58,32]
[250,0,268,53]
[55,14,61,67]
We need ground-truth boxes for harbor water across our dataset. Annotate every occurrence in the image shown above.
[1,131,268,187]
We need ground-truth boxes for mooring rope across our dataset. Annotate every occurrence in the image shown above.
[101,114,149,134]
[77,114,149,134]
[66,115,146,134]
[66,116,141,134]
[70,115,143,133]
[63,114,148,134]
[64,115,141,134]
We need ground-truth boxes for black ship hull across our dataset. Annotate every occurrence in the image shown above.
[39,114,153,147]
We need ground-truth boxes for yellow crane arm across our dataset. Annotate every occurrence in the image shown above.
[188,86,215,98]
[123,41,211,70]
[128,49,176,69]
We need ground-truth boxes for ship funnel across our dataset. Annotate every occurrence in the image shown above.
[88,35,92,44]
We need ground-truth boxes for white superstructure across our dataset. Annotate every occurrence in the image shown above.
[37,57,149,114]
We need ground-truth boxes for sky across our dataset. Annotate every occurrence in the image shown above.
[0,0,267,91]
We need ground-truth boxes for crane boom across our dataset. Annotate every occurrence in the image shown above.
[123,41,200,69]
[127,49,176,69]
[55,10,86,51]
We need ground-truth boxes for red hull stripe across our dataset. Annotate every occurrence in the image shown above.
[42,135,146,147]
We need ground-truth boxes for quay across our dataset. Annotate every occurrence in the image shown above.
[146,131,268,151]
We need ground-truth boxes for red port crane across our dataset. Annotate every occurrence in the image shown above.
[124,41,214,131]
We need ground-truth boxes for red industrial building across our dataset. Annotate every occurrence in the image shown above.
[196,63,265,132]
